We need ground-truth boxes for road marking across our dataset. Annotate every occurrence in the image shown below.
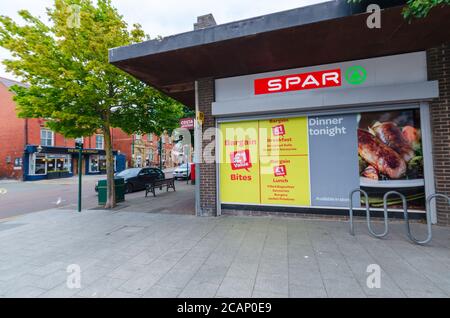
[0,188,7,195]
[52,197,66,205]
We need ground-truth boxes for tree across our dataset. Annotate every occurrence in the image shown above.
[0,0,184,208]
[348,0,449,19]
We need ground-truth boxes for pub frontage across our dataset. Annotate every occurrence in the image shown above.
[23,145,126,181]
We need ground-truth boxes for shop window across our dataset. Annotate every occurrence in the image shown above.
[95,135,104,149]
[45,155,72,174]
[89,155,100,173]
[30,153,46,175]
[40,129,54,146]
[90,155,115,173]
[99,155,107,172]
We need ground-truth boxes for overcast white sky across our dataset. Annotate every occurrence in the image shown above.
[0,0,327,80]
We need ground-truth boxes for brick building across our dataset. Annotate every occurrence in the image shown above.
[112,130,179,169]
[110,1,450,226]
[0,77,126,181]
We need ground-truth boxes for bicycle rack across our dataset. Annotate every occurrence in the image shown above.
[406,193,450,245]
[351,189,450,245]
[383,191,409,240]
[349,189,389,238]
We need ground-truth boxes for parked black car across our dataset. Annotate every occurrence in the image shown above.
[95,167,165,194]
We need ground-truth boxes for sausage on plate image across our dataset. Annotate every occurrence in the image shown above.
[358,129,407,179]
[371,122,415,162]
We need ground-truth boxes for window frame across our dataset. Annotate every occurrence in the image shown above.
[95,134,104,150]
[40,128,54,147]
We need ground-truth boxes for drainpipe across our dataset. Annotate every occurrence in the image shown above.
[24,118,29,145]
[23,118,29,181]
[131,134,135,168]
[159,136,163,170]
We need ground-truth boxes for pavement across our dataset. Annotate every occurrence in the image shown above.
[0,208,449,298]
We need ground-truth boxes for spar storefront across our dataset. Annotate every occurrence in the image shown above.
[215,52,436,220]
[110,1,450,225]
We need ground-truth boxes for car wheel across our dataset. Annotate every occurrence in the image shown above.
[126,183,133,194]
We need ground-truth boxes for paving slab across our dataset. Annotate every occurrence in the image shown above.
[0,209,449,298]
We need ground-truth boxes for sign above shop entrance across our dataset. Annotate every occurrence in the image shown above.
[180,117,195,130]
[254,69,342,95]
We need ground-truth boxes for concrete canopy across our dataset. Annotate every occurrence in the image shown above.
[109,0,450,108]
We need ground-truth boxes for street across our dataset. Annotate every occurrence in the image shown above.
[0,170,181,220]
[0,176,102,220]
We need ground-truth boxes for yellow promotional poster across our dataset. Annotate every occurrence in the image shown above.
[259,117,309,157]
[259,156,311,206]
[219,121,260,204]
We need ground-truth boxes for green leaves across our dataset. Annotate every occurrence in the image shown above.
[347,0,449,20]
[403,0,449,19]
[0,0,183,138]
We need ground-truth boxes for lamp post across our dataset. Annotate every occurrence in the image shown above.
[75,138,83,213]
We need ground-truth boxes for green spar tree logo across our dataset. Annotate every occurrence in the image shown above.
[345,66,367,85]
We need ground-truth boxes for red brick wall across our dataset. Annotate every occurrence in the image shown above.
[25,118,74,147]
[112,128,133,167]
[427,43,450,226]
[197,78,217,216]
[0,83,25,179]
[111,130,175,169]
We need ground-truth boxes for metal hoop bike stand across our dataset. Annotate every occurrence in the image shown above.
[406,193,450,245]
[349,189,389,238]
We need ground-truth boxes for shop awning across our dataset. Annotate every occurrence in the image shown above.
[109,0,450,108]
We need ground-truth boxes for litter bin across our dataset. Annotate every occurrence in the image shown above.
[98,178,125,206]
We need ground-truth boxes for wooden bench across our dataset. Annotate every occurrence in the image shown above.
[145,178,176,197]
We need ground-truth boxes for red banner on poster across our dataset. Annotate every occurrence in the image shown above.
[230,150,252,171]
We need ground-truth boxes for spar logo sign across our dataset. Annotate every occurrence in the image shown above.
[254,66,367,95]
[345,66,367,85]
[230,150,252,171]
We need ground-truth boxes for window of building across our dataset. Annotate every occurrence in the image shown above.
[147,133,153,141]
[95,135,104,150]
[135,134,142,140]
[14,158,22,169]
[149,149,154,162]
[89,155,115,173]
[30,153,46,175]
[89,155,100,173]
[29,153,71,175]
[40,129,54,146]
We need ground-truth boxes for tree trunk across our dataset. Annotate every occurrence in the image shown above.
[103,117,116,209]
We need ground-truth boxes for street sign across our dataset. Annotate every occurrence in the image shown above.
[197,112,204,125]
[180,118,195,130]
